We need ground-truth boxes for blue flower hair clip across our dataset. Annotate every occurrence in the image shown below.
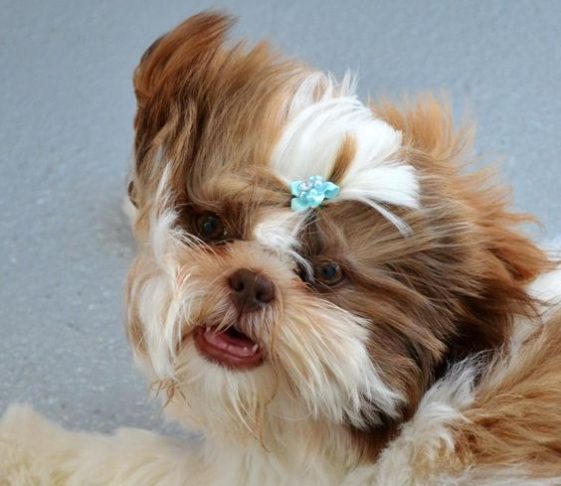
[290,175,341,212]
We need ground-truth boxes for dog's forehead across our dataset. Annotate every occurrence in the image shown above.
[171,72,419,252]
[184,71,416,205]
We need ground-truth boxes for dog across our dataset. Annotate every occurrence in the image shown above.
[2,11,561,485]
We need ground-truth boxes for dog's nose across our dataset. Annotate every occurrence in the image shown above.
[228,269,275,312]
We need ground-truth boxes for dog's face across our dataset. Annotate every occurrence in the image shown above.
[125,13,547,448]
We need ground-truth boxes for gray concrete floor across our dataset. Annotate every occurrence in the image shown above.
[1,1,560,433]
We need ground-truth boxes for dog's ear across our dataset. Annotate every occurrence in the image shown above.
[375,97,551,361]
[376,96,549,287]
[132,11,234,162]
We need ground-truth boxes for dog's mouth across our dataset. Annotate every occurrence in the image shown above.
[193,324,264,370]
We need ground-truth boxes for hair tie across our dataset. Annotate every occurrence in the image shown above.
[290,175,340,212]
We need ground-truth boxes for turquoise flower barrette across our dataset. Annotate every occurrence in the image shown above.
[290,175,340,212]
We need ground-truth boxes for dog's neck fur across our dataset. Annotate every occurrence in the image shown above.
[164,399,360,484]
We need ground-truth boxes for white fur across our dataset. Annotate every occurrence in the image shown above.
[343,358,478,485]
[0,404,351,486]
[344,354,561,486]
[508,264,561,357]
[0,404,202,486]
[128,167,187,378]
[529,265,561,311]
[271,73,420,230]
[253,208,307,265]
[3,356,559,485]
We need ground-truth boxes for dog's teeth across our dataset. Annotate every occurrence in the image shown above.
[251,344,259,353]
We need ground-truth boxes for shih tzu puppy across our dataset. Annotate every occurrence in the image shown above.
[2,11,561,486]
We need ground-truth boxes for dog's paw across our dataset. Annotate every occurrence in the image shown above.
[0,404,73,484]
[2,403,54,436]
[0,405,201,485]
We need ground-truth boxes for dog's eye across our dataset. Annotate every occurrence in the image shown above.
[314,260,344,286]
[195,213,226,241]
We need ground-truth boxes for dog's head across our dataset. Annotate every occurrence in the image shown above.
[125,12,548,452]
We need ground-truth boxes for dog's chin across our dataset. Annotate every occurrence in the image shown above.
[191,324,265,370]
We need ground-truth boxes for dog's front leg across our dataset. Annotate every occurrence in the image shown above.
[0,404,208,485]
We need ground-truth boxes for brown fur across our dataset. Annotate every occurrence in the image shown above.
[429,311,561,478]
[131,12,306,212]
[329,135,357,185]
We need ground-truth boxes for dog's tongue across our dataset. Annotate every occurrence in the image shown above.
[194,325,264,369]
[203,326,258,358]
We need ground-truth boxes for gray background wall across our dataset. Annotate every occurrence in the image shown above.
[1,0,560,433]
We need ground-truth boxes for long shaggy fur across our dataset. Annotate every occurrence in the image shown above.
[1,11,560,486]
